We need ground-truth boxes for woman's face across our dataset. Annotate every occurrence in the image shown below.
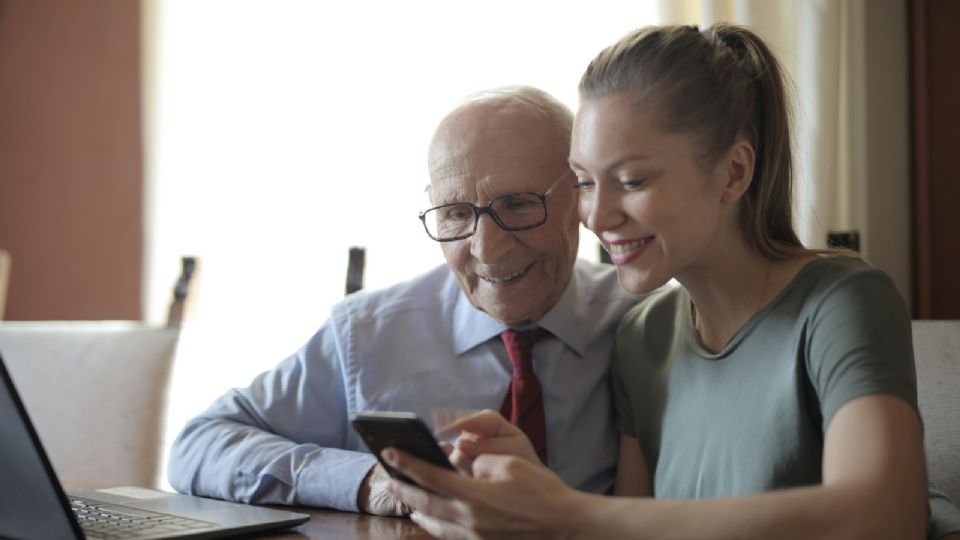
[569,94,730,294]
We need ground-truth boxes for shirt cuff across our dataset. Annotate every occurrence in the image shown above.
[295,448,378,512]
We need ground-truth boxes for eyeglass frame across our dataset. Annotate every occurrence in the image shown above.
[418,170,573,242]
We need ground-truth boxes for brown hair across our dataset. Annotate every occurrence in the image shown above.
[579,24,805,258]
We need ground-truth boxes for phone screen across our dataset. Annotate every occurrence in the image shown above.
[352,411,455,486]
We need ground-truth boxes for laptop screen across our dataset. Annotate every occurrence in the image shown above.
[0,352,83,539]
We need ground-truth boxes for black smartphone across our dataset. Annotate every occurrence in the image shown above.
[351,411,456,486]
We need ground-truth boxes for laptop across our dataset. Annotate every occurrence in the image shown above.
[0,351,310,539]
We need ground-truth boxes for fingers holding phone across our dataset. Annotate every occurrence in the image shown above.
[352,411,457,489]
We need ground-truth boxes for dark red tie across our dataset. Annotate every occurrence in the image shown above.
[499,328,548,465]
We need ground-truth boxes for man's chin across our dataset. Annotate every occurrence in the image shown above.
[477,299,544,327]
[470,283,561,325]
[493,315,537,327]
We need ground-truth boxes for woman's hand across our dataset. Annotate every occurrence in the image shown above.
[383,447,585,540]
[437,409,541,473]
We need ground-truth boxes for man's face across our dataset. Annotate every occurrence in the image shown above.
[428,108,579,326]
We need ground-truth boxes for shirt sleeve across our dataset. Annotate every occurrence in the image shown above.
[609,289,679,470]
[166,320,377,512]
[804,267,918,432]
[611,310,640,439]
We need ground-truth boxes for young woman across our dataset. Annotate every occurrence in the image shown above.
[384,24,939,539]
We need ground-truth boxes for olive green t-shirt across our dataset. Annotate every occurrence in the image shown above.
[612,256,917,499]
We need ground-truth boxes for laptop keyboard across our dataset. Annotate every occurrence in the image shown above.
[70,496,215,539]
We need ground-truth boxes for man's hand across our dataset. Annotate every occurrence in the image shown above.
[437,409,540,473]
[357,463,409,516]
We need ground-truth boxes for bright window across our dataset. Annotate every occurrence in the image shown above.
[145,0,658,367]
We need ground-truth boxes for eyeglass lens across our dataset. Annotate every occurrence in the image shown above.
[423,193,546,240]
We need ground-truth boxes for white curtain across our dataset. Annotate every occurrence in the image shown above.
[658,0,911,304]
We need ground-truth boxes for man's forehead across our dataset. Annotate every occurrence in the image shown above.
[428,171,473,202]
[429,146,542,198]
[426,103,568,202]
[429,173,511,204]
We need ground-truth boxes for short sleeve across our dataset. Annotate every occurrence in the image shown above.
[609,290,680,450]
[611,348,637,438]
[805,267,917,431]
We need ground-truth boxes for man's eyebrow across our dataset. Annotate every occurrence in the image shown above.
[429,187,470,205]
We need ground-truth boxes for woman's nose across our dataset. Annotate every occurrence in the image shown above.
[580,187,620,234]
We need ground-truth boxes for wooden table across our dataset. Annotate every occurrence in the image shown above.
[63,482,433,539]
[259,508,433,539]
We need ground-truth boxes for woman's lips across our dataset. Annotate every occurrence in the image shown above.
[604,237,654,265]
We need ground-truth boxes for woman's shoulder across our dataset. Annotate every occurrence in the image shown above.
[620,283,686,327]
[799,253,874,276]
[615,284,688,363]
[756,254,909,333]
[787,254,903,309]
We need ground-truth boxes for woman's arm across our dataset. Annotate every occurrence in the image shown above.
[613,435,650,497]
[582,394,926,539]
[387,394,927,540]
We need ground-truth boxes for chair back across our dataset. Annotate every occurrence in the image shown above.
[346,246,365,295]
[912,320,960,502]
[0,322,178,490]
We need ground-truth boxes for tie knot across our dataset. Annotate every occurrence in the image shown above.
[500,328,547,374]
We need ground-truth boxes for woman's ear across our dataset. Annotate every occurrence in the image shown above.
[720,139,756,205]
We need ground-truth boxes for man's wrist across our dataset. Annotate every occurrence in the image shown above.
[356,462,378,513]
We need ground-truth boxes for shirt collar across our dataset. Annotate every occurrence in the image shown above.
[451,268,589,357]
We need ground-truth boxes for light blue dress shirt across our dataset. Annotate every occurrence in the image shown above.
[167,259,642,512]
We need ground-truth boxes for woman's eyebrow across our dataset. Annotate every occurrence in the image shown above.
[569,153,656,174]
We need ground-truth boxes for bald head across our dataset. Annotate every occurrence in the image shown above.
[425,86,579,326]
[428,86,573,185]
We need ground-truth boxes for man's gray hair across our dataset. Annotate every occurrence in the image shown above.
[457,85,574,144]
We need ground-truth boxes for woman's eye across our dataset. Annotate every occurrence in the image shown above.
[620,178,647,190]
[573,179,595,191]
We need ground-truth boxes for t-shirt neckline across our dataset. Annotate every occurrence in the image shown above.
[682,256,852,359]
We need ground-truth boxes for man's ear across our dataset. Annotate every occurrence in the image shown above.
[719,139,756,205]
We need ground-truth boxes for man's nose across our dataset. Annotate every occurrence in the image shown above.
[470,214,514,263]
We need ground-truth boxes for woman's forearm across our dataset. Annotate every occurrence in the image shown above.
[570,483,925,540]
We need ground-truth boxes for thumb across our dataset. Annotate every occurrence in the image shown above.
[439,441,455,456]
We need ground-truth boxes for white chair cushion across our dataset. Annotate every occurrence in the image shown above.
[913,320,960,503]
[0,322,178,489]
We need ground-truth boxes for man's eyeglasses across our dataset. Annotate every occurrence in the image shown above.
[419,172,571,242]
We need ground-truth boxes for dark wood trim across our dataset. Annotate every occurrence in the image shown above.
[909,0,931,318]
[909,0,960,319]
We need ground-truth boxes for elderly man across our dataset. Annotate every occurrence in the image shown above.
[167,86,640,514]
